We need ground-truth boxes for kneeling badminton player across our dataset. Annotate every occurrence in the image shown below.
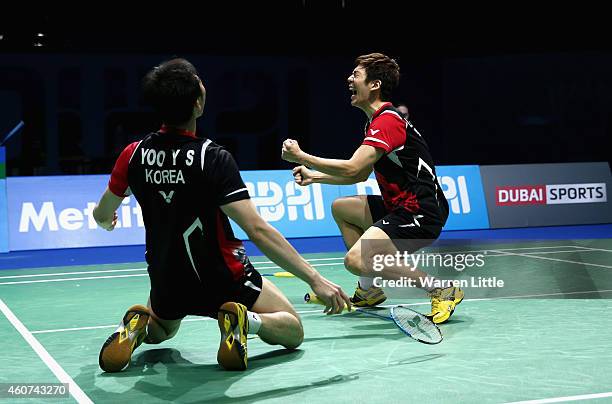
[93,58,350,372]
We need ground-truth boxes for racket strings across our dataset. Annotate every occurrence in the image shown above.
[392,307,441,343]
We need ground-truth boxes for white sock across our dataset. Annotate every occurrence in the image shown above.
[359,276,374,290]
[247,311,262,334]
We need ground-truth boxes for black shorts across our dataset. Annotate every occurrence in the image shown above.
[367,195,447,252]
[149,263,263,320]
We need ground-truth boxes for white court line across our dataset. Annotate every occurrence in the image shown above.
[1,245,606,285]
[31,324,121,334]
[30,306,369,334]
[0,273,148,285]
[0,298,93,404]
[490,250,612,269]
[0,267,146,280]
[488,249,608,257]
[244,246,586,265]
[1,248,608,286]
[572,245,612,253]
[0,263,345,285]
[29,289,612,335]
[255,262,342,270]
[0,258,347,280]
[505,391,612,403]
[251,257,344,265]
[0,247,602,280]
[0,246,587,280]
[481,245,583,251]
[462,289,612,302]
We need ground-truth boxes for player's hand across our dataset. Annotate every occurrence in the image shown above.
[310,274,352,315]
[97,212,118,231]
[281,139,303,163]
[293,165,314,186]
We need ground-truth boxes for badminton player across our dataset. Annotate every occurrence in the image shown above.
[282,53,463,324]
[93,58,350,372]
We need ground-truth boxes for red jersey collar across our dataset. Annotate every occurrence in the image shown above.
[159,124,197,138]
[371,102,393,121]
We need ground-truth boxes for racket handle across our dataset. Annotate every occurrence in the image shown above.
[304,292,352,312]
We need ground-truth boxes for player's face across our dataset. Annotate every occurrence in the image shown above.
[347,65,370,109]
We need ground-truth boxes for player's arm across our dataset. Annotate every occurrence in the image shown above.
[94,141,138,231]
[93,187,123,231]
[221,199,351,314]
[291,166,364,186]
[282,141,382,182]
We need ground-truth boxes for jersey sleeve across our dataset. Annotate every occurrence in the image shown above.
[108,141,140,197]
[208,148,250,206]
[362,114,406,154]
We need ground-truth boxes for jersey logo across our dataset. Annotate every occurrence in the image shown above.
[158,190,175,203]
[369,129,381,136]
[382,219,389,225]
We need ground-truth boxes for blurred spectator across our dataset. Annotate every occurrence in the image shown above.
[397,103,409,119]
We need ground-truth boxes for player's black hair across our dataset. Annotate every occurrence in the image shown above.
[142,58,202,125]
[355,53,400,101]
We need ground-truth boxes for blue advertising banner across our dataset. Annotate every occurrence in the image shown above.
[230,170,341,239]
[437,165,489,230]
[6,166,489,251]
[7,175,144,250]
[337,165,490,230]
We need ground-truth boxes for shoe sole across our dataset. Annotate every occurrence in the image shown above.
[99,305,149,372]
[217,302,248,371]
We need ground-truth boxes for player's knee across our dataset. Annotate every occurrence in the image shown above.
[331,197,349,221]
[285,321,304,350]
[344,249,365,276]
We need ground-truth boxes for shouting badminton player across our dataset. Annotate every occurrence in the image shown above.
[93,58,350,372]
[282,53,463,324]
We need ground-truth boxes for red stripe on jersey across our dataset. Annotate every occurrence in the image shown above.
[376,171,420,213]
[108,141,140,197]
[216,210,246,281]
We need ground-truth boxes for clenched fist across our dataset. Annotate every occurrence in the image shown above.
[281,139,303,163]
[293,165,314,186]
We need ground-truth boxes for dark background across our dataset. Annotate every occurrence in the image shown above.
[1,2,610,175]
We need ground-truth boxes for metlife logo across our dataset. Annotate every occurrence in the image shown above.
[6,166,491,251]
[18,199,143,232]
[8,175,145,250]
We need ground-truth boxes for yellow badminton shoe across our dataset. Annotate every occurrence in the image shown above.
[99,304,150,372]
[426,286,464,324]
[217,302,249,371]
[350,283,387,307]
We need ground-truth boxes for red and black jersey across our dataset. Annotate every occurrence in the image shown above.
[109,127,252,295]
[362,103,449,224]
